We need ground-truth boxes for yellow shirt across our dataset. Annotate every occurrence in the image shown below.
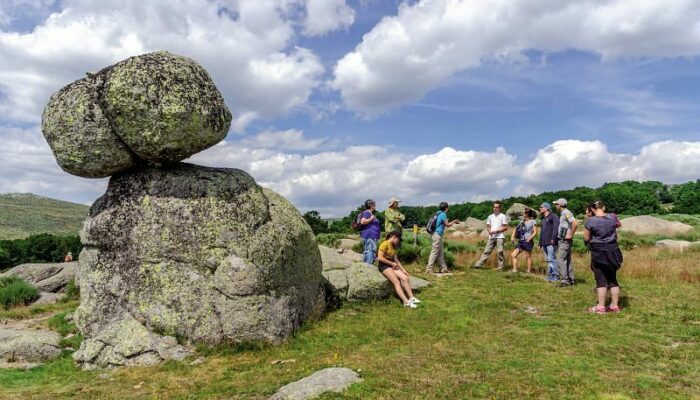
[378,240,396,260]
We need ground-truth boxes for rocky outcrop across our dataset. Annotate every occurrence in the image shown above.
[1,262,78,293]
[506,203,538,220]
[620,216,693,236]
[654,239,700,252]
[269,367,362,400]
[42,51,231,177]
[319,245,429,302]
[73,164,326,369]
[0,329,62,363]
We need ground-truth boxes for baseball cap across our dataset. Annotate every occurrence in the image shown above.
[540,202,551,210]
[388,197,401,205]
[553,198,567,207]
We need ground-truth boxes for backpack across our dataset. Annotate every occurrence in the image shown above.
[351,211,366,231]
[426,212,441,234]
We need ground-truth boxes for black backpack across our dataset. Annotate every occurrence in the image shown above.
[426,212,440,234]
[351,212,365,231]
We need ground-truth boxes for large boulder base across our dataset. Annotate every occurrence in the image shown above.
[42,51,232,178]
[74,163,326,369]
[620,216,693,236]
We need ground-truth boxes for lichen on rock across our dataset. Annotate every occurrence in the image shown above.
[41,51,231,178]
[73,163,326,369]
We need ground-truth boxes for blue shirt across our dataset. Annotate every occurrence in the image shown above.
[435,211,448,236]
[360,210,381,239]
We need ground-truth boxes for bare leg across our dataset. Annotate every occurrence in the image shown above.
[610,286,620,308]
[596,287,607,308]
[525,251,532,273]
[511,248,520,272]
[382,269,409,304]
[394,269,415,299]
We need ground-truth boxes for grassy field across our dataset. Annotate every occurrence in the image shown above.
[0,193,89,240]
[1,247,698,399]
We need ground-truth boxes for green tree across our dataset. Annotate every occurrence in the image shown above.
[671,180,700,214]
[302,211,328,234]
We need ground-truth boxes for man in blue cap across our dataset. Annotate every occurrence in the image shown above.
[539,202,559,282]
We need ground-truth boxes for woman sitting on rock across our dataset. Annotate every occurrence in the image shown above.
[584,200,623,314]
[510,209,537,273]
[377,230,420,308]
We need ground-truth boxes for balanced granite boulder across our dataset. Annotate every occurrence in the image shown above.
[73,163,326,369]
[42,51,231,177]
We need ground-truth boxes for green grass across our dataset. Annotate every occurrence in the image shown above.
[0,193,88,240]
[0,276,39,309]
[0,269,697,399]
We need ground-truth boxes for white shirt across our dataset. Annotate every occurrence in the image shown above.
[487,213,509,239]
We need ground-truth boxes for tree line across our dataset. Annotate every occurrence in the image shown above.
[0,234,82,270]
[304,180,700,234]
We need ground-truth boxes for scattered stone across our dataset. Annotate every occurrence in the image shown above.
[409,276,430,290]
[270,359,296,365]
[654,239,700,252]
[33,292,63,305]
[0,328,62,362]
[64,312,74,323]
[0,361,44,370]
[620,216,693,236]
[74,164,326,369]
[189,357,205,366]
[269,367,362,400]
[1,262,78,294]
[133,381,145,390]
[97,373,112,380]
[42,51,232,177]
[524,306,539,315]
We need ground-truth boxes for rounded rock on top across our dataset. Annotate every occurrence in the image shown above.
[41,51,232,178]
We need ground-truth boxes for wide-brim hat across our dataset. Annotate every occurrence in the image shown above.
[388,197,401,205]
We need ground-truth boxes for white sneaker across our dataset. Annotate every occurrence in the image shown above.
[404,301,417,308]
[408,297,421,304]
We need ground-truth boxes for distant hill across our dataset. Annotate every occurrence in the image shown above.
[0,193,89,240]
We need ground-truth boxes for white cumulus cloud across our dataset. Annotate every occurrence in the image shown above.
[303,0,356,36]
[331,0,700,116]
[0,0,324,125]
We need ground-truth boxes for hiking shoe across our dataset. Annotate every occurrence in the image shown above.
[470,265,482,269]
[607,305,621,313]
[439,267,450,274]
[589,305,607,314]
[425,267,434,274]
[408,297,421,304]
[496,266,504,270]
[404,301,417,309]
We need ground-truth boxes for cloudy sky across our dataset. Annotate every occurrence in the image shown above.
[1,0,699,217]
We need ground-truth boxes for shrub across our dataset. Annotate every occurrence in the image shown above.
[61,278,80,302]
[316,233,344,248]
[397,243,422,264]
[445,241,477,254]
[617,232,657,251]
[352,241,364,254]
[0,276,40,309]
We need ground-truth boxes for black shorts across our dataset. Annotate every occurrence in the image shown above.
[378,263,392,273]
[591,261,619,288]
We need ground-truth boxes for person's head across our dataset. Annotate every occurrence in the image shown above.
[553,198,567,210]
[67,251,72,256]
[590,200,606,214]
[364,199,376,210]
[439,202,449,212]
[388,197,401,209]
[524,209,536,220]
[386,230,402,245]
[539,202,551,216]
[493,201,502,214]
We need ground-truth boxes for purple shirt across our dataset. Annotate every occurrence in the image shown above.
[360,210,381,239]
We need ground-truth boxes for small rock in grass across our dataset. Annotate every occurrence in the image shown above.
[269,367,362,400]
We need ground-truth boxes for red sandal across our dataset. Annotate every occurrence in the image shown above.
[588,305,607,314]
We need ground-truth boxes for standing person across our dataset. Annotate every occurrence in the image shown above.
[554,198,577,287]
[539,202,559,282]
[360,199,381,264]
[472,202,509,270]
[384,198,405,233]
[377,231,421,308]
[426,202,460,274]
[64,252,73,263]
[584,200,623,314]
[510,209,537,273]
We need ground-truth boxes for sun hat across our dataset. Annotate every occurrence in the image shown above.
[553,198,568,207]
[388,197,401,205]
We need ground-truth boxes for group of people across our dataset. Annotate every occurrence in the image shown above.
[357,196,624,314]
